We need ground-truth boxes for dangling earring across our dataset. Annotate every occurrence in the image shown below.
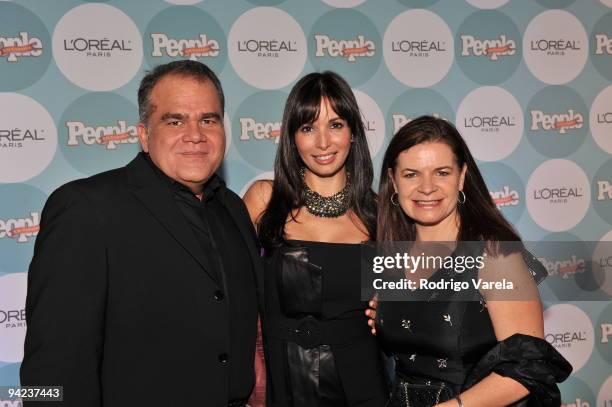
[350,134,354,143]
[391,192,399,206]
[458,190,466,204]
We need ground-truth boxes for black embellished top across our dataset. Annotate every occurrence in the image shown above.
[376,247,572,406]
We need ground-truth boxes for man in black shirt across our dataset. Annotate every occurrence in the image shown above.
[20,61,263,407]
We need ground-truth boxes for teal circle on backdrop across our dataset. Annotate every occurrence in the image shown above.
[592,12,612,82]
[535,0,576,8]
[0,2,51,91]
[397,0,439,6]
[387,88,454,137]
[222,159,258,197]
[535,233,600,301]
[246,0,286,4]
[144,6,227,72]
[233,91,287,171]
[0,184,47,273]
[0,363,20,386]
[559,376,596,406]
[455,10,521,85]
[526,86,588,158]
[593,158,612,224]
[309,9,381,86]
[596,301,612,365]
[59,92,140,176]
[480,162,525,225]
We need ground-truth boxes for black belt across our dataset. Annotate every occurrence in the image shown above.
[267,314,370,349]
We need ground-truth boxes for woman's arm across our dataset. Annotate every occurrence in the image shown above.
[241,180,273,407]
[437,251,544,407]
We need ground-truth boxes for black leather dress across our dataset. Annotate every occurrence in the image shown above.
[264,240,389,407]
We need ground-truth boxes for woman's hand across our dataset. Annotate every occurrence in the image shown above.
[364,297,378,335]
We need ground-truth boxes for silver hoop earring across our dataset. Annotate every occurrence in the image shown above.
[458,190,466,204]
[391,192,399,206]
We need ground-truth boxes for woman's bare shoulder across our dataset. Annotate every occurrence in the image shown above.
[242,179,273,224]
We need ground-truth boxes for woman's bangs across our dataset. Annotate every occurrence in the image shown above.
[294,88,323,127]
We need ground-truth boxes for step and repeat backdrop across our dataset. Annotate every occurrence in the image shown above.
[1,0,611,404]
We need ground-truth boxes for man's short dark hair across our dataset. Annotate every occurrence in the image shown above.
[138,60,225,126]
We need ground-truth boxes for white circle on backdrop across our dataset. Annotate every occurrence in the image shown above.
[0,273,28,363]
[0,93,57,183]
[240,171,275,197]
[320,0,367,7]
[598,376,612,407]
[52,3,143,91]
[455,86,524,161]
[228,7,307,89]
[224,112,232,156]
[590,85,612,154]
[165,0,202,4]
[594,230,612,296]
[544,304,594,373]
[353,89,385,158]
[600,230,612,241]
[526,159,590,232]
[383,9,454,87]
[523,10,588,85]
[466,0,509,8]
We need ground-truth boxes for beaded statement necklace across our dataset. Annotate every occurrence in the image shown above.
[301,168,351,218]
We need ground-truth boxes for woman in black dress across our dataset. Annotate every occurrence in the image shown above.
[368,116,571,406]
[243,71,388,406]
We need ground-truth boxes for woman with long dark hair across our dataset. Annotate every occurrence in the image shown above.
[243,71,388,406]
[368,116,571,406]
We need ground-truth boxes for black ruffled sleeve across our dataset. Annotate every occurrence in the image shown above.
[464,333,572,407]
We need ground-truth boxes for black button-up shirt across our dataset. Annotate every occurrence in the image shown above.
[146,155,257,401]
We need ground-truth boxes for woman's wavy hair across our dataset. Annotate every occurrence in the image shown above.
[258,71,377,252]
[377,115,520,243]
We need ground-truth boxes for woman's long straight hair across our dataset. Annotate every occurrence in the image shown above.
[258,71,377,252]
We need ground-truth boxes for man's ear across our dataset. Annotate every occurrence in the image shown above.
[137,123,150,153]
